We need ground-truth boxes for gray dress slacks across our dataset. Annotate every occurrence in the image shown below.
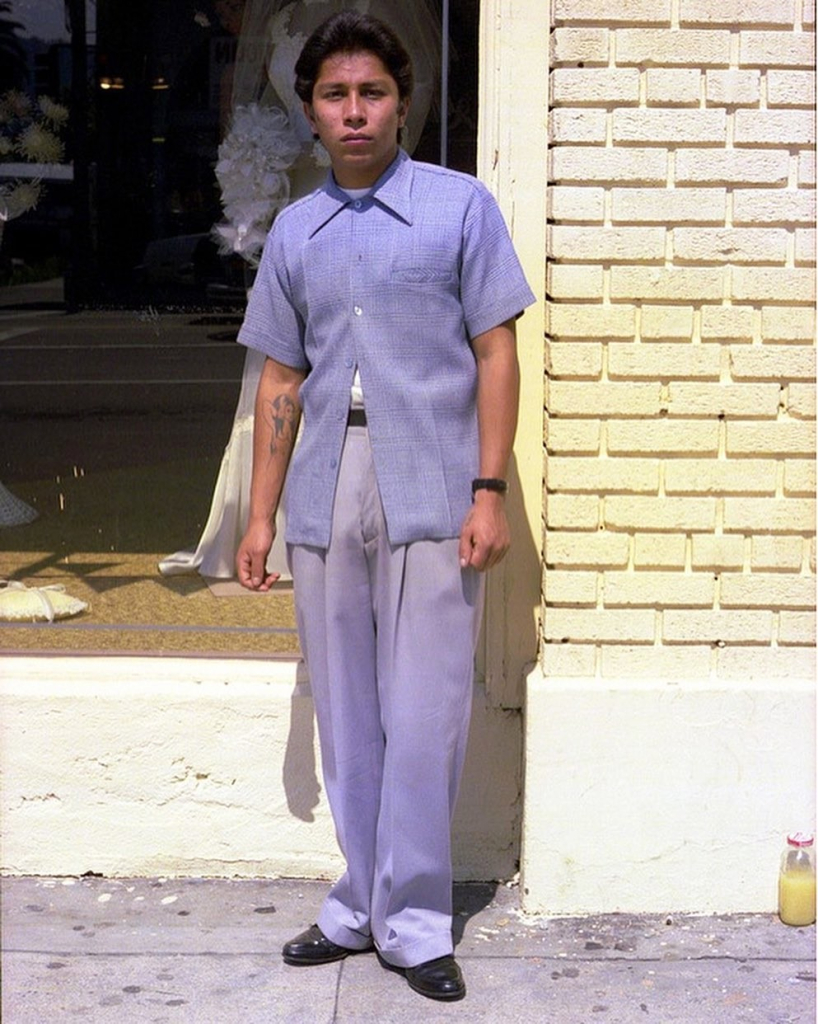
[288,423,484,968]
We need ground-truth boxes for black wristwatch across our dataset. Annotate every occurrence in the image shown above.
[471,477,508,500]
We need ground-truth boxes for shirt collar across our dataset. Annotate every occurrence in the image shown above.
[307,149,414,237]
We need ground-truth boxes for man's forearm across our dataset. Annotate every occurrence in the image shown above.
[472,318,520,481]
[248,357,305,523]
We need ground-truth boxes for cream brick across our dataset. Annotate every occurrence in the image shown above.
[548,186,606,222]
[601,645,713,679]
[608,342,720,379]
[717,646,815,679]
[611,187,727,224]
[545,570,598,606]
[546,419,602,455]
[691,535,746,570]
[700,306,757,343]
[607,420,719,454]
[615,29,731,66]
[545,494,601,530]
[665,459,777,495]
[795,229,816,265]
[603,571,714,606]
[733,189,816,225]
[729,345,816,381]
[778,611,817,645]
[541,643,597,678]
[646,69,701,106]
[550,226,666,262]
[767,70,816,108]
[547,264,605,300]
[805,0,816,28]
[668,382,781,417]
[605,496,717,531]
[549,109,608,144]
[675,148,789,185]
[545,531,630,569]
[545,608,656,644]
[550,147,668,184]
[727,421,816,456]
[739,31,816,68]
[640,305,696,340]
[613,108,727,144]
[546,456,659,493]
[551,68,640,105]
[705,70,761,107]
[731,267,816,303]
[634,532,688,569]
[722,497,816,533]
[548,381,663,416]
[784,460,817,497]
[663,609,774,644]
[551,27,610,65]
[548,303,635,340]
[554,0,671,22]
[547,342,604,379]
[751,536,804,571]
[680,0,796,25]
[760,306,816,343]
[788,383,817,419]
[610,267,724,302]
[720,574,815,609]
[733,109,816,146]
[799,150,816,187]
[810,538,816,574]
[674,227,788,264]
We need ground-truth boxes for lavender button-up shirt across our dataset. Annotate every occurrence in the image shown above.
[238,149,536,549]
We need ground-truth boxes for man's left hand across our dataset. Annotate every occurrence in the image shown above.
[458,492,510,571]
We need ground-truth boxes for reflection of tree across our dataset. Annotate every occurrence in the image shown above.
[0,1,26,92]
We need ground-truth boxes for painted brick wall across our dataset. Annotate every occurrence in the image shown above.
[545,0,816,681]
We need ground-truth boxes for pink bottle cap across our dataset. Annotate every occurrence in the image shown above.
[787,832,815,847]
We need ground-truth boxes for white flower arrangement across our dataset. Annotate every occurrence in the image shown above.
[0,89,68,223]
[212,102,300,265]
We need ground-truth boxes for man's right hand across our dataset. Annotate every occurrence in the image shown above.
[236,518,279,591]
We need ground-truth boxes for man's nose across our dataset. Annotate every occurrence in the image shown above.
[343,92,365,124]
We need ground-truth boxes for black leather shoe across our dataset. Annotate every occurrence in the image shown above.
[282,924,372,966]
[405,955,466,1001]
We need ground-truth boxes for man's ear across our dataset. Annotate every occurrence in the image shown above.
[398,97,411,128]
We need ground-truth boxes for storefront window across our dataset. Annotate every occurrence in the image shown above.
[0,0,477,654]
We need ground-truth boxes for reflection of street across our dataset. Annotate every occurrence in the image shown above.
[0,278,298,656]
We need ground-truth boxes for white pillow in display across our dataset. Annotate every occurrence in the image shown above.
[0,581,89,622]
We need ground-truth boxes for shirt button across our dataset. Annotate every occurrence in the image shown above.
[330,458,338,469]
[353,305,363,316]
[354,200,362,209]
[344,357,353,368]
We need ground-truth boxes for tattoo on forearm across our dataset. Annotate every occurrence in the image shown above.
[262,394,297,458]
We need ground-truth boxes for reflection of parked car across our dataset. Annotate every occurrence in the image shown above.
[134,233,246,302]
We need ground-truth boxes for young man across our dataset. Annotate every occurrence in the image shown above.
[236,11,535,1002]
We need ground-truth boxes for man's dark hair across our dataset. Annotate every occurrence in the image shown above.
[294,10,414,105]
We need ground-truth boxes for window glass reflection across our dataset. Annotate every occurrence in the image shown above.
[0,0,478,654]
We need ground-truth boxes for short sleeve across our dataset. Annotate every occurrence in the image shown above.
[459,183,536,340]
[237,224,310,371]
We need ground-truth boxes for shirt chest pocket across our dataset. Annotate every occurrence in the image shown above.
[390,256,457,285]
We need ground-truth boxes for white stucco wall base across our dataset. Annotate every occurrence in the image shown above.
[1,657,521,881]
[520,666,816,917]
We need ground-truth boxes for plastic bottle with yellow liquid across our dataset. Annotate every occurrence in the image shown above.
[778,832,816,927]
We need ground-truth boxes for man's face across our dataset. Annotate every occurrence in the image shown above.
[304,50,409,190]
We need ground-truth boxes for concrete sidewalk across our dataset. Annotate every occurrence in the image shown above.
[1,876,814,1023]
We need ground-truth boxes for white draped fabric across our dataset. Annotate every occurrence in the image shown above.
[159,0,440,581]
